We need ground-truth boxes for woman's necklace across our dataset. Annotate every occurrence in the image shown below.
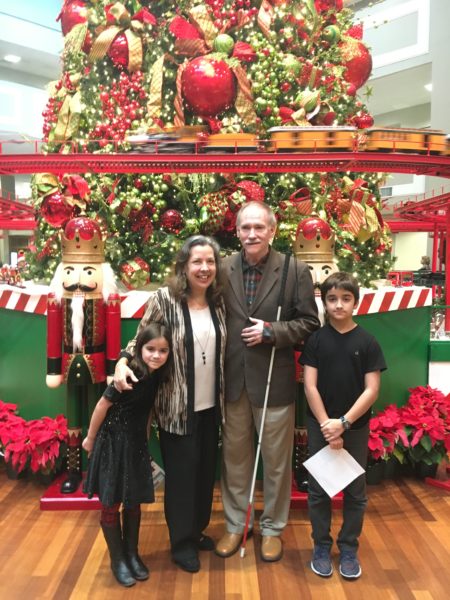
[192,313,212,365]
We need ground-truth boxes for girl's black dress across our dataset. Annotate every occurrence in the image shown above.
[83,373,158,508]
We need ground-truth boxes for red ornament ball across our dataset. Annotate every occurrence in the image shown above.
[160,209,184,234]
[41,192,74,228]
[182,56,237,117]
[340,39,372,90]
[108,33,129,69]
[296,217,332,240]
[58,0,87,36]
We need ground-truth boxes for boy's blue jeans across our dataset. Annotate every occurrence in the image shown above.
[306,416,369,553]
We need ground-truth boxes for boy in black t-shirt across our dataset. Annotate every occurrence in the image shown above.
[300,272,386,580]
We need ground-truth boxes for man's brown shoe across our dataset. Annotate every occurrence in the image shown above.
[215,533,243,558]
[261,536,283,562]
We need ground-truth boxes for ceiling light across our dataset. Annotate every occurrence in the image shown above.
[424,83,432,92]
[3,54,21,64]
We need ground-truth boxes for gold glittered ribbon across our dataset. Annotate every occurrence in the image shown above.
[147,55,166,119]
[257,0,274,40]
[174,61,189,127]
[188,5,218,48]
[174,38,209,57]
[232,64,257,126]
[88,3,144,72]
[51,73,82,142]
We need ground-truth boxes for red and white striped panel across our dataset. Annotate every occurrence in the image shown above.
[0,284,432,317]
[0,284,153,318]
[119,290,152,318]
[355,286,431,315]
[0,285,49,314]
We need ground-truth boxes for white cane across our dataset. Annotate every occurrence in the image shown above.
[240,254,291,558]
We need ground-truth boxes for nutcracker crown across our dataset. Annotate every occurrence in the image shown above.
[61,217,104,264]
[293,216,335,262]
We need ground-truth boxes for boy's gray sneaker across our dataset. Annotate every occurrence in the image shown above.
[310,545,333,577]
[339,550,362,579]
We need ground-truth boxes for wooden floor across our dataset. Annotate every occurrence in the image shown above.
[1,468,449,600]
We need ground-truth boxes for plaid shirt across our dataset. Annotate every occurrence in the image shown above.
[241,251,274,343]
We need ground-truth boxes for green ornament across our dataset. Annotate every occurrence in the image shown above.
[255,97,268,110]
[184,218,200,234]
[213,33,235,56]
[296,89,320,113]
[282,54,301,76]
[323,25,340,44]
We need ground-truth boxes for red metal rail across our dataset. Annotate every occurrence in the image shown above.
[1,151,450,177]
[0,196,36,230]
[386,220,445,232]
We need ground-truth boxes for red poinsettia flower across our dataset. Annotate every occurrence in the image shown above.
[368,411,398,461]
[0,400,18,420]
[401,408,446,447]
[169,15,201,39]
[133,8,157,26]
[61,174,90,199]
[232,42,257,63]
[396,386,450,465]
[1,405,68,474]
[279,106,295,124]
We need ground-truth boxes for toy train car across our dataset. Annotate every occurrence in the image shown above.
[267,126,357,152]
[266,125,450,154]
[200,133,258,153]
[128,125,450,155]
[365,128,447,154]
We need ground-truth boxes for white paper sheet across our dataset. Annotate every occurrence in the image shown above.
[303,446,365,498]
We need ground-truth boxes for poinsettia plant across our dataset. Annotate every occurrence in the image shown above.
[400,386,450,467]
[369,386,450,468]
[368,403,409,464]
[0,400,68,474]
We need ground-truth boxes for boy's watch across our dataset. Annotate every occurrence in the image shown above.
[340,416,352,430]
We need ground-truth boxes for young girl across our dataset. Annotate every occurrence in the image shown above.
[83,323,171,587]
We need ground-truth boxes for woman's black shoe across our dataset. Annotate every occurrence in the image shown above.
[197,535,215,551]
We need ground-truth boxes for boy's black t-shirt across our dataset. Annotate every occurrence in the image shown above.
[299,323,387,429]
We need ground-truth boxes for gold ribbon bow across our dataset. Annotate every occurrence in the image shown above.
[49,73,82,143]
[89,2,144,73]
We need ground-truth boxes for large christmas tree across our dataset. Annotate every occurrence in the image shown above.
[26,0,393,288]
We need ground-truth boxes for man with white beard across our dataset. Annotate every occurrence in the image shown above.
[46,216,121,493]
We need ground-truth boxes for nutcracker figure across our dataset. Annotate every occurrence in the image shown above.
[294,216,339,293]
[46,216,121,493]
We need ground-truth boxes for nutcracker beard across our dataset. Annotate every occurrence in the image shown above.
[70,293,85,352]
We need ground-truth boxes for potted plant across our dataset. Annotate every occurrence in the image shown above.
[0,400,26,478]
[0,399,68,482]
[400,386,450,478]
[366,404,407,484]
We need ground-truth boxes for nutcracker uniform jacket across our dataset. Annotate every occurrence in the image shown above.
[222,249,320,408]
[47,294,121,385]
[124,286,227,435]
